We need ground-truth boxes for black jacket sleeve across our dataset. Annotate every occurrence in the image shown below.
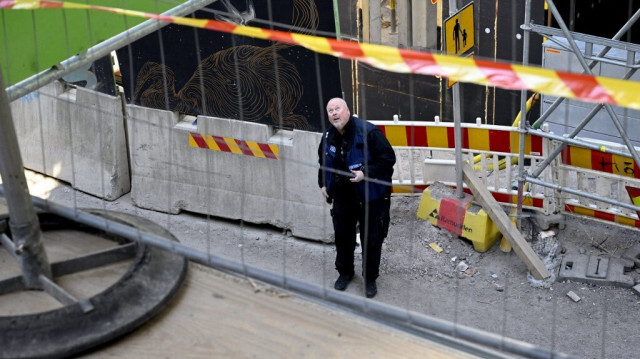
[364,127,396,179]
[317,134,325,188]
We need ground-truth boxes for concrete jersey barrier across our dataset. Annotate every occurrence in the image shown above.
[9,81,130,200]
[125,104,332,242]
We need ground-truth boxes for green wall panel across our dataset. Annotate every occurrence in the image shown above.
[0,0,182,87]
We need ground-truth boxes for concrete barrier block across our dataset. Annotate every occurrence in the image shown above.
[423,158,456,184]
[197,115,271,142]
[559,254,635,288]
[9,81,130,200]
[126,107,332,241]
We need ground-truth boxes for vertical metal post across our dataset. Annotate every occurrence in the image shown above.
[449,0,464,199]
[398,0,413,48]
[369,0,382,44]
[0,69,51,289]
[390,0,397,33]
[516,0,532,224]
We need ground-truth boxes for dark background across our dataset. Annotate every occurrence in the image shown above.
[113,0,639,131]
[116,0,341,132]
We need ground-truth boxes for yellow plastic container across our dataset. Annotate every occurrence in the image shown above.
[417,184,500,252]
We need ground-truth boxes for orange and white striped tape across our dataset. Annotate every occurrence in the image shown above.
[3,0,640,111]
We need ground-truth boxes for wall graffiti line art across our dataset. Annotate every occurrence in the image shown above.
[132,0,320,130]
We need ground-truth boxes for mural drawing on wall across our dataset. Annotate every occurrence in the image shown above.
[59,56,117,96]
[120,0,341,132]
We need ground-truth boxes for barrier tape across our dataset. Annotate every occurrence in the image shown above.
[4,0,640,111]
[565,203,640,228]
[377,124,543,155]
[188,132,279,160]
[561,145,640,179]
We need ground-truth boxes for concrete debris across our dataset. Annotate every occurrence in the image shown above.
[464,268,477,277]
[493,283,504,292]
[540,230,556,239]
[456,261,469,272]
[248,278,261,293]
[622,244,640,268]
[429,242,443,253]
[528,232,561,289]
[566,291,581,302]
[633,284,640,297]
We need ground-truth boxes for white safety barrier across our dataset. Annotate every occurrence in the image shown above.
[9,82,130,200]
[125,104,331,242]
[554,137,640,224]
[375,119,640,230]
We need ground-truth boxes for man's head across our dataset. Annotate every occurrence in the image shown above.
[326,98,351,133]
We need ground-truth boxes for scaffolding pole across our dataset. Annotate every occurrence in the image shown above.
[544,0,640,172]
[449,0,464,199]
[516,0,533,227]
[0,69,51,289]
[530,8,640,129]
[530,58,640,179]
[516,1,640,217]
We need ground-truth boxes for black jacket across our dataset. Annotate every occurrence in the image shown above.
[318,116,396,201]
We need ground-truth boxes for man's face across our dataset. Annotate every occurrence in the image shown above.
[326,99,350,132]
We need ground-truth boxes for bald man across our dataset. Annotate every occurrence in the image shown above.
[318,98,396,298]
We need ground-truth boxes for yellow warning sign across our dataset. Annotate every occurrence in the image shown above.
[444,2,475,55]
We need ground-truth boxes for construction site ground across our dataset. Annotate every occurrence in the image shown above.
[2,170,638,359]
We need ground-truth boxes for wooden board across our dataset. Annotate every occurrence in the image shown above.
[79,263,483,358]
[462,163,551,280]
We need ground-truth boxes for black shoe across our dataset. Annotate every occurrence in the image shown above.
[334,274,353,291]
[365,281,377,298]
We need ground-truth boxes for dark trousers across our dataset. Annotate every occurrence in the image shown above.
[331,196,391,283]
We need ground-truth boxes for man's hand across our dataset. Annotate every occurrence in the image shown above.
[321,186,329,199]
[350,170,364,183]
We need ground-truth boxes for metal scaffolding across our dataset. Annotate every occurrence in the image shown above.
[516,0,640,220]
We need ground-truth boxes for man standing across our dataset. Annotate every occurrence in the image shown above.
[318,98,396,298]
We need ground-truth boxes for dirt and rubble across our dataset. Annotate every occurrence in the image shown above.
[10,170,639,359]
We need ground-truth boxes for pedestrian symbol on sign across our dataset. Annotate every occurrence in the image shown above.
[444,2,474,55]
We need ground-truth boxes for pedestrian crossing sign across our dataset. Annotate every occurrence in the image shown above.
[444,2,475,55]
